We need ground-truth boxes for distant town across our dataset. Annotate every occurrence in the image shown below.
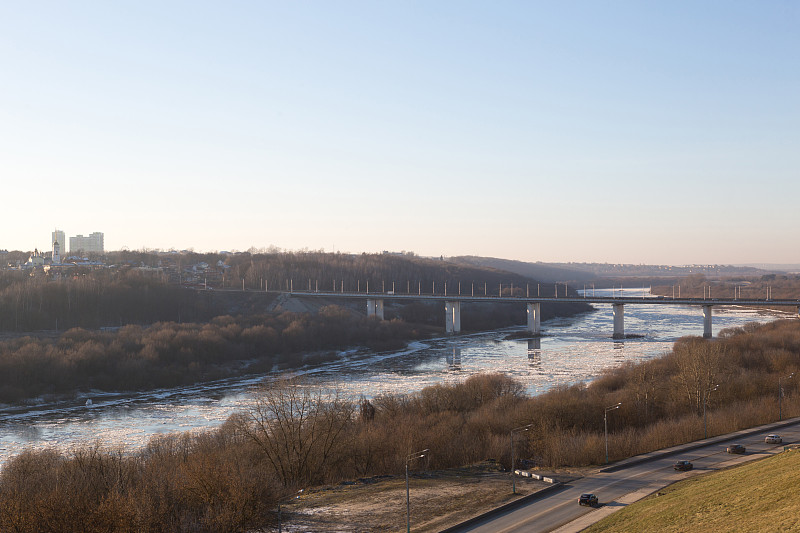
[1,229,104,269]
[0,229,233,289]
[1,230,795,290]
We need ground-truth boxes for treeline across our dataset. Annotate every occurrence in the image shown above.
[652,273,800,301]
[0,307,432,403]
[106,249,558,295]
[223,251,549,295]
[0,271,219,332]
[171,250,591,328]
[3,320,800,531]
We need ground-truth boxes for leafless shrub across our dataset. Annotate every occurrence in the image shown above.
[235,377,357,487]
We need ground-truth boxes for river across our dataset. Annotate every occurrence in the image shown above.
[0,288,792,467]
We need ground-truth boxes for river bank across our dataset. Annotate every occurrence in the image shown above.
[3,316,800,533]
[0,294,593,406]
[0,292,790,470]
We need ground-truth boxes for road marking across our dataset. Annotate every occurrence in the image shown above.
[486,499,582,533]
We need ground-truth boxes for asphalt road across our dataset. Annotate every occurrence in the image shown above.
[450,417,800,533]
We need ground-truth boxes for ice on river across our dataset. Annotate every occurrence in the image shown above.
[0,288,793,468]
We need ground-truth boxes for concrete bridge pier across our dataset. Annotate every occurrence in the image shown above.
[613,303,625,339]
[445,301,461,334]
[366,299,384,320]
[527,303,541,334]
[703,305,712,338]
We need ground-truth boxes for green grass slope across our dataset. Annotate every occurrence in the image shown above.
[585,450,800,533]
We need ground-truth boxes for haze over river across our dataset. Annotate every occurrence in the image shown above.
[0,289,793,467]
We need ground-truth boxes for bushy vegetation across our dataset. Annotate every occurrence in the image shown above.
[3,319,799,531]
[0,424,276,533]
[0,306,431,403]
[343,321,800,471]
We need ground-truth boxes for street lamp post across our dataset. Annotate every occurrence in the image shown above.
[510,424,533,494]
[406,449,429,533]
[704,385,719,439]
[780,373,794,421]
[604,403,621,464]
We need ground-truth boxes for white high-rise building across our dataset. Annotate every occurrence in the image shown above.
[69,232,104,254]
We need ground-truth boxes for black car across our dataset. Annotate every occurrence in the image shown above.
[673,460,693,471]
[578,493,599,507]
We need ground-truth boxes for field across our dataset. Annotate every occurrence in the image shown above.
[584,449,800,533]
[280,462,581,532]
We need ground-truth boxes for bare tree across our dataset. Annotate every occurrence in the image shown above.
[235,377,356,487]
[673,339,725,413]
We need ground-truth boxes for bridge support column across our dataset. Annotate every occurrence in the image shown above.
[527,303,541,335]
[445,301,461,334]
[703,305,712,338]
[613,303,625,339]
[366,299,384,320]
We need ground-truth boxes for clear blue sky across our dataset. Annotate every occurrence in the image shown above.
[2,1,798,264]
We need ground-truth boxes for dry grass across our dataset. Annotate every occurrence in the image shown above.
[584,450,800,533]
[281,462,559,532]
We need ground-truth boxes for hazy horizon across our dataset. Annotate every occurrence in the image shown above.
[2,2,798,265]
[6,244,800,273]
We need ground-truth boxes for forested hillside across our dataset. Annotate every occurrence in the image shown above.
[175,250,551,294]
[1,251,589,332]
[0,272,218,332]
[449,255,595,283]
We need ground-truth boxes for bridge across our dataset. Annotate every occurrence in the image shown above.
[276,289,800,339]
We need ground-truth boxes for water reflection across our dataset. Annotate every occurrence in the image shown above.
[446,346,462,371]
[527,338,542,370]
[528,337,543,370]
[527,337,541,353]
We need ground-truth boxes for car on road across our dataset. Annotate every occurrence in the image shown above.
[578,493,599,507]
[673,460,694,471]
[765,434,782,444]
[726,444,746,454]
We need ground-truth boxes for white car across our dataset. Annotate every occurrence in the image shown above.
[765,434,782,444]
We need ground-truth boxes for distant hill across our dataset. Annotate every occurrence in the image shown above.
[735,263,800,273]
[448,256,772,282]
[448,256,595,283]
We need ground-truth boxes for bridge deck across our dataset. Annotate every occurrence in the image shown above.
[277,291,800,307]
